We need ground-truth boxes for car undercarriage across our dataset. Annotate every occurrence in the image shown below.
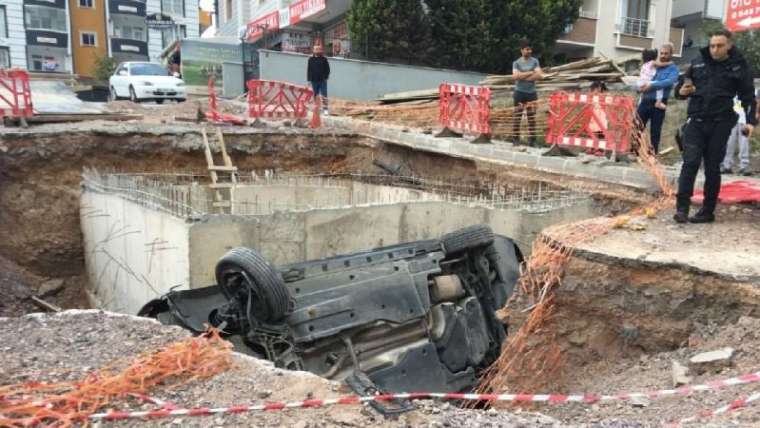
[140,225,523,404]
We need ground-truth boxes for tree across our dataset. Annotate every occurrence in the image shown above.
[485,0,582,73]
[425,0,494,71]
[347,0,433,64]
[93,55,117,83]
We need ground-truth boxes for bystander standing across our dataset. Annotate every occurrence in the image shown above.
[511,40,542,146]
[307,44,330,115]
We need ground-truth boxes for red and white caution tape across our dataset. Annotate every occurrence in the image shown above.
[89,370,760,422]
[673,390,760,426]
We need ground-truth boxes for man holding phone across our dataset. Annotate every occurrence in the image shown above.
[673,29,757,224]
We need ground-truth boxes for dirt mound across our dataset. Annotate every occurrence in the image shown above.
[545,316,760,426]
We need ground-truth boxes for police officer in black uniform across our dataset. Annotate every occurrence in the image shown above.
[674,29,757,224]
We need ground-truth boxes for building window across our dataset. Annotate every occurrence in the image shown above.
[0,6,8,38]
[25,5,68,32]
[161,0,184,17]
[30,54,61,72]
[81,31,97,46]
[113,23,146,41]
[225,0,232,21]
[161,25,187,49]
[79,0,94,8]
[0,47,10,68]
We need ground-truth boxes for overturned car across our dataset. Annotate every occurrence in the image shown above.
[140,225,522,396]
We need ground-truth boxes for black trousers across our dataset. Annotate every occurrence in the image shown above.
[636,100,666,154]
[676,117,737,213]
[513,91,538,138]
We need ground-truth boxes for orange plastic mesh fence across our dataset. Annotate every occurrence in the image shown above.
[0,329,233,427]
[478,120,674,396]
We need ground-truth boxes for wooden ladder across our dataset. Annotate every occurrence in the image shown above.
[201,127,238,214]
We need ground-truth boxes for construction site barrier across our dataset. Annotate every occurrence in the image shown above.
[0,69,33,120]
[545,92,636,157]
[206,78,246,125]
[438,83,491,142]
[247,80,313,120]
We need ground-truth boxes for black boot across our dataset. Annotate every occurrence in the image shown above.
[689,208,715,223]
[673,208,689,224]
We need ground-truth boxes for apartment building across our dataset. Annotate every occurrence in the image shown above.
[671,0,725,63]
[219,0,350,56]
[107,0,199,68]
[0,0,198,77]
[0,0,28,69]
[69,0,108,76]
[0,0,76,72]
[556,0,685,62]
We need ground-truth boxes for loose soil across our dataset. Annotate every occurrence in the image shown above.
[1,310,640,428]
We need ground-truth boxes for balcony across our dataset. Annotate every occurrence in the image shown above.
[557,15,597,46]
[108,0,147,17]
[618,17,653,38]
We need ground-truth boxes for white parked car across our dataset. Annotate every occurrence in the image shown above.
[109,62,186,104]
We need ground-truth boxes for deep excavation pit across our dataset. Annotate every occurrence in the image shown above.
[2,123,758,404]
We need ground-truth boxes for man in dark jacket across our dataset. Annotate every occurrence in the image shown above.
[673,29,756,224]
[307,44,330,115]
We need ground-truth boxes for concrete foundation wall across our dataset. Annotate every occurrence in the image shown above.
[259,49,487,101]
[188,200,597,287]
[80,191,191,315]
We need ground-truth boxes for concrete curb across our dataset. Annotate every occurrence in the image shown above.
[322,116,760,192]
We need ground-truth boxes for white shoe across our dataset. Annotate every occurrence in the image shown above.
[322,109,329,116]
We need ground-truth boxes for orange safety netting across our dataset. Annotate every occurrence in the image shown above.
[0,329,233,427]
[479,114,675,396]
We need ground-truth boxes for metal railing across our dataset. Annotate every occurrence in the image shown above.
[619,17,652,37]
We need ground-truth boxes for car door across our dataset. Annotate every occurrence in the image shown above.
[111,64,129,97]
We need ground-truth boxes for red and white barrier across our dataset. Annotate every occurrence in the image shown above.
[438,83,491,141]
[206,78,246,125]
[89,370,760,422]
[0,69,33,119]
[673,390,760,426]
[546,91,636,156]
[247,80,313,120]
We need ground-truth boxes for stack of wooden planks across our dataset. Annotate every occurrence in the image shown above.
[377,55,638,104]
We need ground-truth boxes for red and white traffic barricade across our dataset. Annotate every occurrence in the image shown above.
[246,80,313,120]
[206,78,246,125]
[0,69,33,125]
[438,83,491,143]
[545,91,636,159]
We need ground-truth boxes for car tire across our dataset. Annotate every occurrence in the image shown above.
[155,99,165,104]
[215,247,293,323]
[176,98,186,103]
[109,86,119,102]
[129,86,139,103]
[441,225,495,255]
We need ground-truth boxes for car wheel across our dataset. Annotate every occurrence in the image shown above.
[176,98,186,103]
[109,86,119,102]
[155,99,165,104]
[441,225,495,255]
[129,86,139,103]
[215,247,293,323]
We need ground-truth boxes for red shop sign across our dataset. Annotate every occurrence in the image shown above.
[726,0,760,32]
[289,0,326,25]
[246,10,280,41]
